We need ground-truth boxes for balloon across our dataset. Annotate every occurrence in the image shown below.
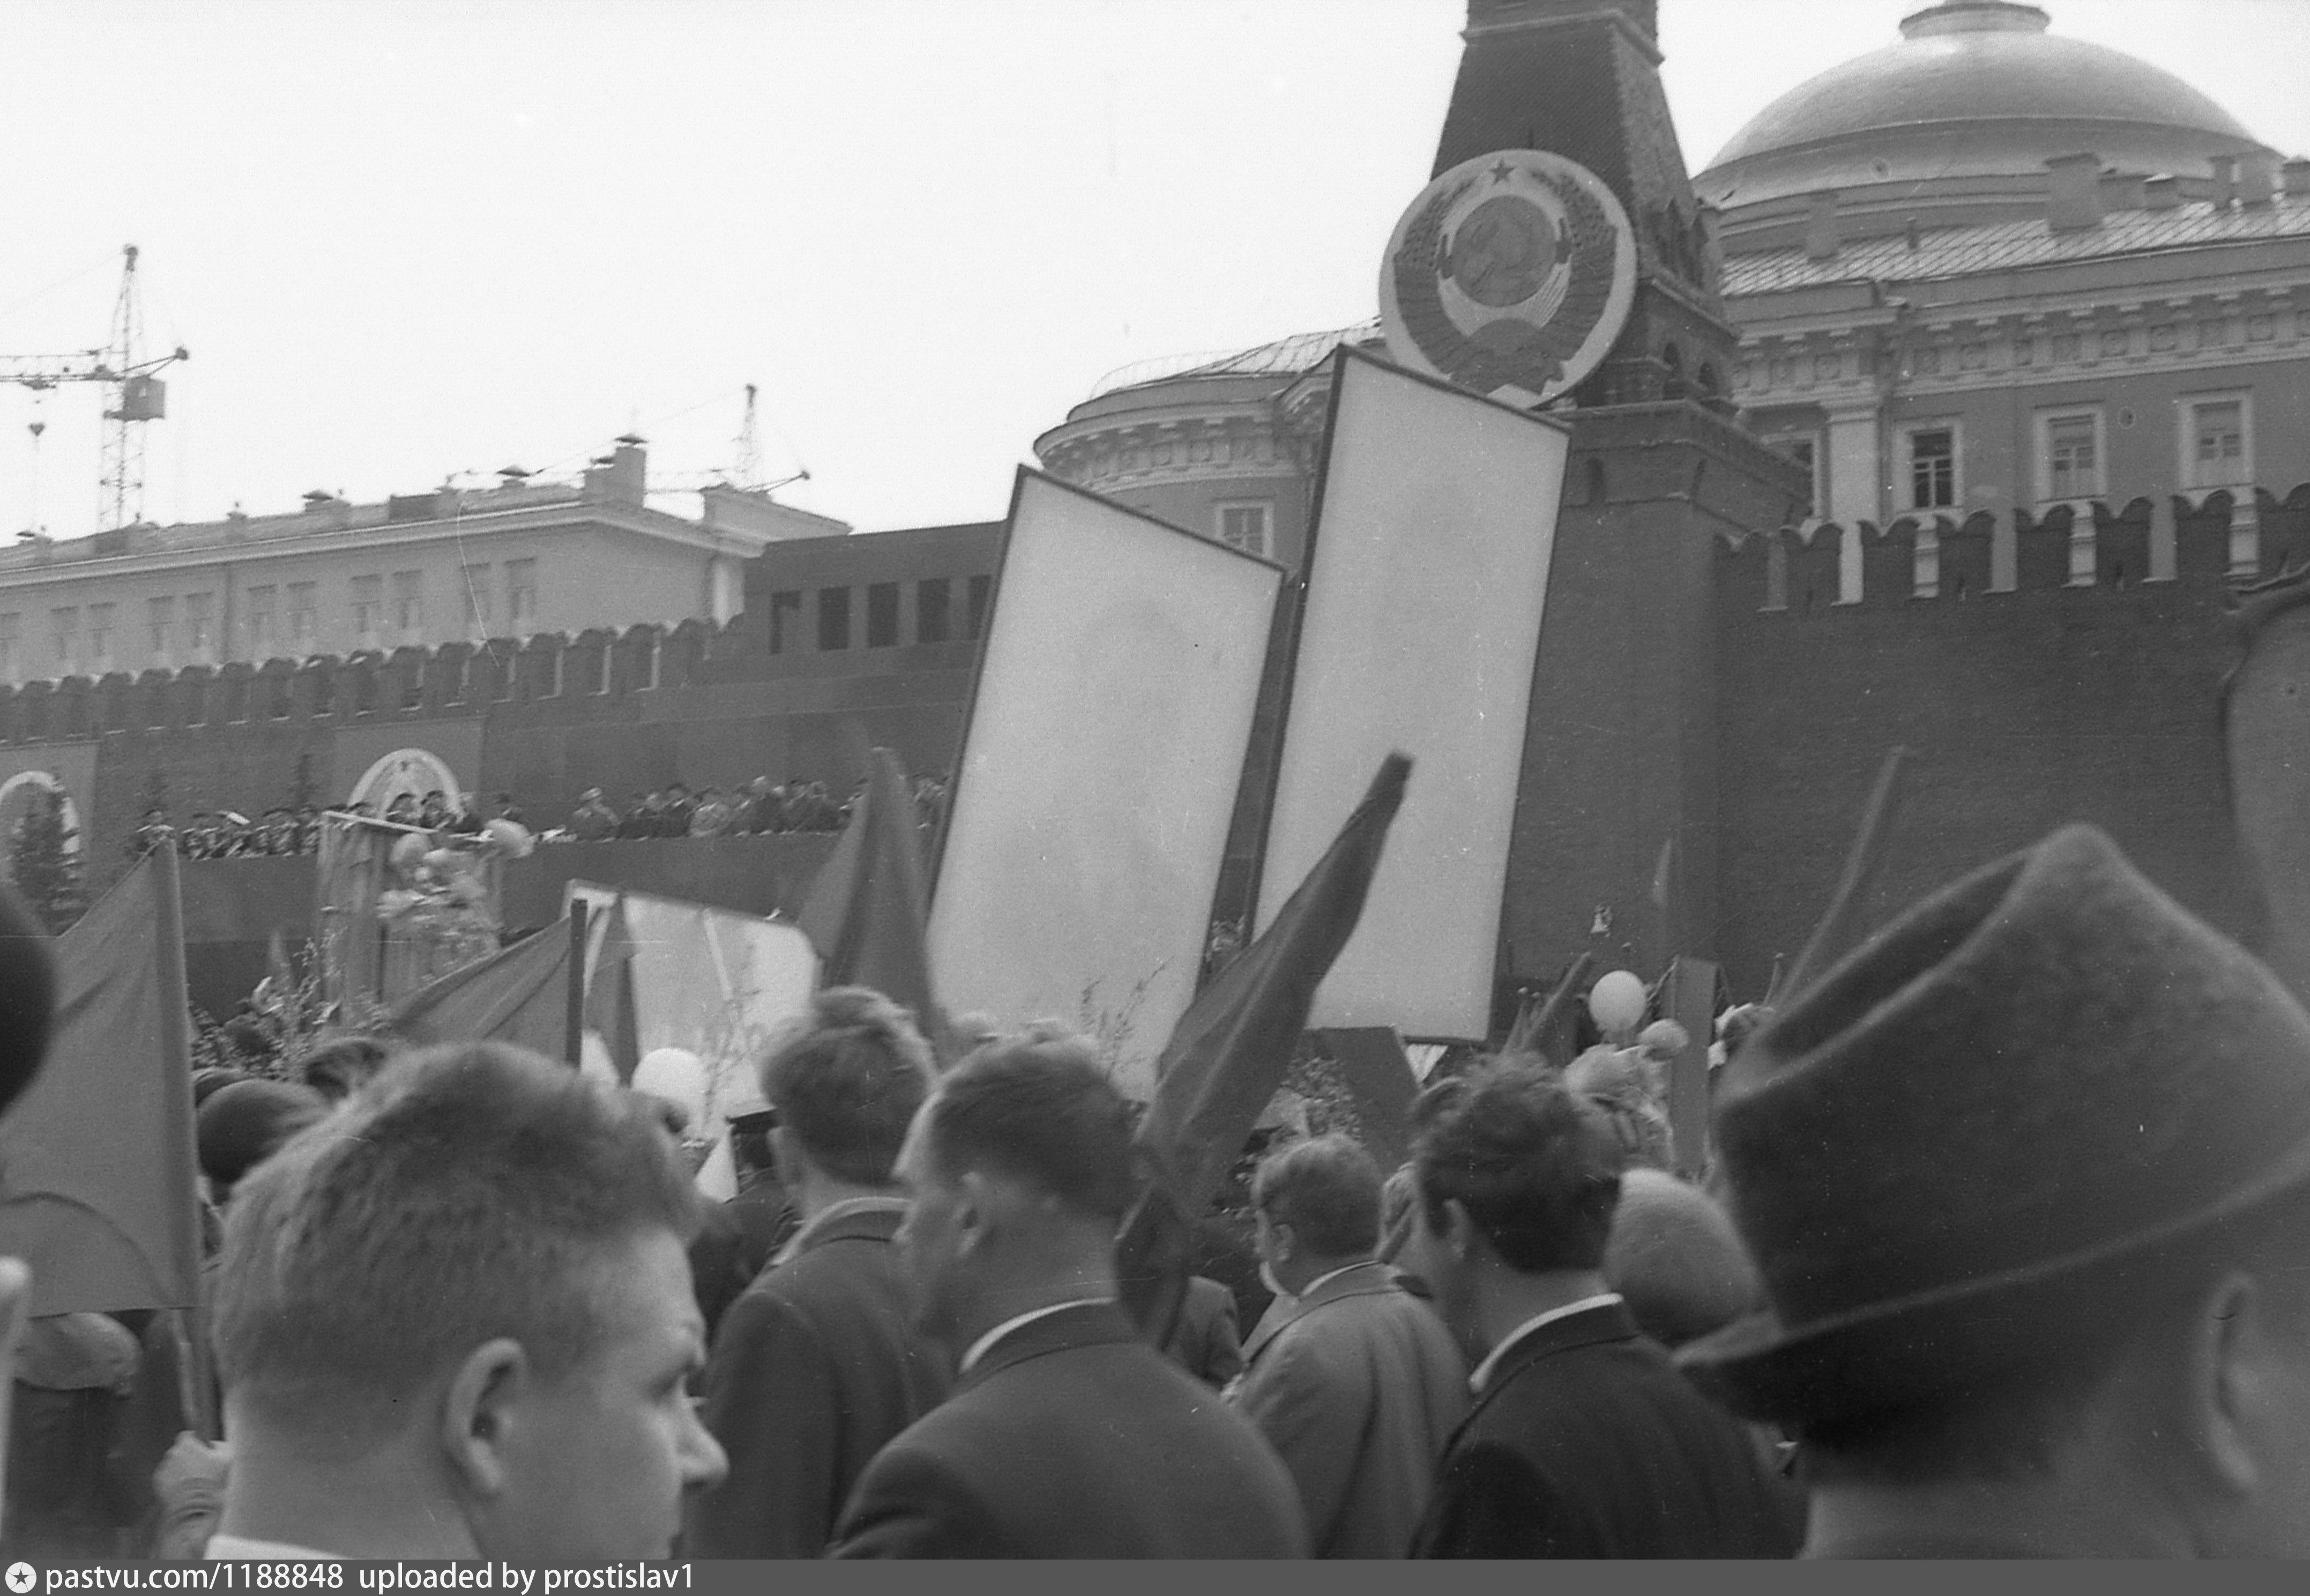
[389,832,429,874]
[1588,969,1647,1037]
[632,1047,705,1126]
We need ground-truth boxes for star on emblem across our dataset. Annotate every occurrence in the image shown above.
[1488,159,1516,184]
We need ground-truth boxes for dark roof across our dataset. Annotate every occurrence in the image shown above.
[1724,193,2310,297]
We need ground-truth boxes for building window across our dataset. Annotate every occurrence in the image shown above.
[288,583,316,649]
[461,564,492,630]
[506,559,538,628]
[86,604,114,670]
[1906,426,1958,511]
[392,570,423,636]
[2038,409,2104,502]
[966,575,993,639]
[866,583,900,647]
[148,597,174,661]
[817,587,851,651]
[0,614,18,678]
[352,575,383,639]
[2184,394,2252,490]
[1217,502,1272,558]
[185,592,214,657]
[247,586,277,656]
[49,607,77,672]
[1764,433,1822,517]
[918,577,951,644]
[768,591,802,654]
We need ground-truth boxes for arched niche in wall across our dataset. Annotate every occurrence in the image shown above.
[347,748,463,817]
[0,770,83,874]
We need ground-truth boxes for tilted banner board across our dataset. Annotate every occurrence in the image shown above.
[1258,349,1568,1038]
[929,471,1282,1093]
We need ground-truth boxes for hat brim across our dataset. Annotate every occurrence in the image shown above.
[1680,1133,2310,1426]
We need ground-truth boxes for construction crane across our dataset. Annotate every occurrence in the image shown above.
[640,384,808,499]
[0,245,189,532]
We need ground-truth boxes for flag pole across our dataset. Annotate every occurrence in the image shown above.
[153,841,220,1440]
[565,899,590,1069]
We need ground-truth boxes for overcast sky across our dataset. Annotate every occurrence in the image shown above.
[3,0,2306,541]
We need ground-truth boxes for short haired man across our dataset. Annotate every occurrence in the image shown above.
[685,988,949,1558]
[208,1043,726,1560]
[831,1029,1308,1557]
[1407,1060,1795,1558]
[1681,824,2310,1558]
[1231,1135,1466,1557]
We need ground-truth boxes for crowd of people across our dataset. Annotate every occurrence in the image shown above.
[14,820,2310,1560]
[123,774,951,860]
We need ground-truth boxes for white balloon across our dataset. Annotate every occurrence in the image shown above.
[1588,969,1648,1037]
[632,1046,706,1123]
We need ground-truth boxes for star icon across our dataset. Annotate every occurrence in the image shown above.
[1489,159,1516,184]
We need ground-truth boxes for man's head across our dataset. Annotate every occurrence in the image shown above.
[892,1025,1136,1345]
[757,986,932,1192]
[1412,1058,1624,1356]
[1251,1134,1382,1296]
[197,1078,328,1206]
[292,1034,395,1102]
[212,1042,725,1559]
[1683,825,2310,1555]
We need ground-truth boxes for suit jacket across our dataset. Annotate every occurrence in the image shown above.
[1161,1275,1245,1389]
[688,1182,800,1343]
[829,1301,1308,1558]
[684,1203,950,1558]
[1231,1261,1466,1558]
[1410,1299,1798,1559]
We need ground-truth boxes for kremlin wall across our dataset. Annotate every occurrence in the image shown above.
[8,0,2309,1028]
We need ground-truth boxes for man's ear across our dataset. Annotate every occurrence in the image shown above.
[2194,1272,2267,1500]
[441,1337,530,1498]
[1444,1198,1484,1264]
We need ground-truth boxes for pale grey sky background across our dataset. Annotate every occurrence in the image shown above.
[3,0,2306,541]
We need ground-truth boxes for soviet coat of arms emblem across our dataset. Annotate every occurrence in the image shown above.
[1379,149,1637,407]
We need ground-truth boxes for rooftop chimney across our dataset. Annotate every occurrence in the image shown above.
[2238,152,2277,207]
[2144,174,2184,211]
[2098,170,2147,213]
[1804,190,1841,260]
[2285,158,2310,198]
[2211,154,2239,207]
[583,436,647,508]
[2046,153,2104,232]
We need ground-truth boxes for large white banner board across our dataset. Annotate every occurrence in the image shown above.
[1258,349,1569,1038]
[929,471,1281,1092]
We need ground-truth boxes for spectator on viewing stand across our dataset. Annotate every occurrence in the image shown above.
[688,788,736,839]
[491,792,526,829]
[617,791,660,841]
[660,784,694,837]
[830,1026,1307,1558]
[207,1042,726,1560]
[568,789,620,842]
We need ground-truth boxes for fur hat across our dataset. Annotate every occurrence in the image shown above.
[1606,1168,1761,1349]
[1679,824,2310,1426]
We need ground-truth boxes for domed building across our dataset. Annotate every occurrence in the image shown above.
[1697,0,2270,248]
[1702,0,2310,600]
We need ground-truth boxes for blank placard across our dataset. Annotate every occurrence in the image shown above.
[930,471,1282,1092]
[1258,350,1568,1038]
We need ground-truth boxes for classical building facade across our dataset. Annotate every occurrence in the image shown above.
[0,437,845,685]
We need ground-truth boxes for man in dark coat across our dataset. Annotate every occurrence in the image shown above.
[1159,1276,1243,1389]
[1232,1135,1466,1558]
[1407,1061,1795,1558]
[829,1028,1306,1558]
[684,990,948,1558]
[1681,825,2310,1558]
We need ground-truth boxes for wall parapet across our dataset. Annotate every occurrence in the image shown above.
[1719,480,2310,613]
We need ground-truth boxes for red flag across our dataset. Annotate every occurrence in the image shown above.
[796,747,950,1057]
[1117,753,1411,1340]
[584,894,644,1083]
[389,918,571,1061]
[0,845,200,1315]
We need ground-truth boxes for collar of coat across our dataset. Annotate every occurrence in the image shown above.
[778,1195,908,1264]
[1461,1296,1641,1421]
[957,1299,1141,1393]
[1241,1259,1412,1366]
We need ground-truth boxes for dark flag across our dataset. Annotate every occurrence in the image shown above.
[584,893,644,1083]
[1778,745,1912,1004]
[390,919,571,1060]
[0,845,198,1316]
[1504,950,1596,1066]
[797,746,950,1058]
[1117,752,1411,1343]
